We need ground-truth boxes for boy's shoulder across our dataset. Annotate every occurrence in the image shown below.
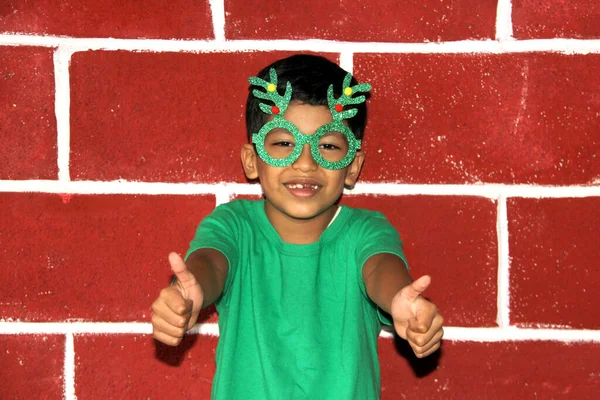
[206,199,264,227]
[342,204,388,223]
[339,204,400,237]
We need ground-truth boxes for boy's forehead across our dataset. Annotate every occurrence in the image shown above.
[284,103,332,133]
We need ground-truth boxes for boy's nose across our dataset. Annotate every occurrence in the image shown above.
[292,144,318,172]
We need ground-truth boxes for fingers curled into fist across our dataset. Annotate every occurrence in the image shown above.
[151,285,193,346]
[406,313,444,358]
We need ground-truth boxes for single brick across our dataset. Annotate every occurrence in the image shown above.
[0,193,215,322]
[354,53,600,185]
[0,335,64,399]
[0,0,213,39]
[341,195,498,327]
[70,51,337,183]
[0,46,57,180]
[508,197,600,329]
[74,334,216,399]
[513,0,600,39]
[379,339,600,399]
[225,0,496,42]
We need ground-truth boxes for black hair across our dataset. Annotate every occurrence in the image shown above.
[245,54,369,142]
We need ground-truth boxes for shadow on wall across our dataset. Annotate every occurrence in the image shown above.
[152,306,216,366]
[154,334,199,367]
[393,334,441,378]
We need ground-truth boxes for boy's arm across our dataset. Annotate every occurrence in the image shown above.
[362,253,444,358]
[151,248,228,346]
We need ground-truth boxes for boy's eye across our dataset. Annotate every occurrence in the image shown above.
[273,141,294,147]
[318,132,348,151]
[319,143,341,151]
[318,132,349,163]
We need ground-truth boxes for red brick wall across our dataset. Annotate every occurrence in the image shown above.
[1,1,599,399]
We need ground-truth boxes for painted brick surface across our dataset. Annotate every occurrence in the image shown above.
[513,0,600,39]
[0,335,64,399]
[354,53,600,184]
[379,339,600,399]
[0,193,215,322]
[69,51,336,183]
[0,0,214,39]
[508,197,600,329]
[0,46,57,180]
[74,334,216,399]
[341,195,498,327]
[225,0,496,42]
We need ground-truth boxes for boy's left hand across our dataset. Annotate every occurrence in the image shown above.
[391,275,444,358]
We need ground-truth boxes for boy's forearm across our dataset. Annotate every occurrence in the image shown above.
[362,253,412,314]
[184,248,229,308]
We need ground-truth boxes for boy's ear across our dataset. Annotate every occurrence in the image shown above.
[241,144,259,180]
[344,150,365,189]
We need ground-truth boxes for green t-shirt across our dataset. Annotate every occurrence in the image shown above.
[186,199,407,400]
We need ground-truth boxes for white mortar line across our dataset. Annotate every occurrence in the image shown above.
[54,47,73,182]
[0,180,259,195]
[214,186,234,206]
[2,35,600,54]
[501,185,600,198]
[1,323,599,342]
[1,180,599,198]
[188,323,220,336]
[64,332,75,400]
[496,0,514,41]
[442,327,600,342]
[347,183,600,199]
[0,322,151,334]
[346,183,502,199]
[496,193,511,327]
[208,0,226,42]
[500,38,600,54]
[338,52,354,74]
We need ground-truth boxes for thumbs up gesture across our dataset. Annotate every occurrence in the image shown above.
[391,275,444,358]
[151,252,204,346]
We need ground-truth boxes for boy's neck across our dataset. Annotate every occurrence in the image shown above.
[264,202,338,244]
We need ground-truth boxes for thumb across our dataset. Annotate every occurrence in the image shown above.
[402,275,431,302]
[168,253,203,320]
[169,252,195,285]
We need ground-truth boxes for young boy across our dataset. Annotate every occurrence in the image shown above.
[151,54,443,399]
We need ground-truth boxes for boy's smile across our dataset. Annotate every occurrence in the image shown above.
[283,177,322,198]
[241,102,364,243]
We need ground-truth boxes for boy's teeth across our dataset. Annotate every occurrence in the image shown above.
[288,183,318,190]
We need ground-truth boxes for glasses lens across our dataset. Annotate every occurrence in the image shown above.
[264,129,296,160]
[318,131,349,163]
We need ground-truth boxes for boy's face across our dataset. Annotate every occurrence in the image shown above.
[241,102,364,222]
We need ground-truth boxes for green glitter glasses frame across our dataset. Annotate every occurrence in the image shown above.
[249,68,372,171]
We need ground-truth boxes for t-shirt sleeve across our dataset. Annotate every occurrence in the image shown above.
[355,211,409,326]
[184,203,239,295]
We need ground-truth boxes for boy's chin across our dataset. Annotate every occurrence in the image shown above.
[275,204,338,221]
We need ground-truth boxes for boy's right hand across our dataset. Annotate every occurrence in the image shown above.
[151,252,204,346]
